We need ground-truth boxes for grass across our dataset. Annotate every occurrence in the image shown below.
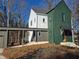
[3,43,79,59]
[3,43,53,59]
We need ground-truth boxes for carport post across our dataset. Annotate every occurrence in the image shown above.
[22,30,24,45]
[36,30,38,42]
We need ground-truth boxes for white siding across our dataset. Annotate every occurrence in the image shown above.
[28,9,37,42]
[28,9,48,42]
[28,31,33,42]
[37,14,48,28]
[29,9,37,28]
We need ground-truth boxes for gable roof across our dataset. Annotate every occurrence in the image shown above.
[31,0,71,14]
[46,0,71,14]
[32,8,48,14]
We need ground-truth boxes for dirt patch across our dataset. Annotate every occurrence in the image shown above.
[3,44,79,59]
[17,47,79,59]
[3,44,53,59]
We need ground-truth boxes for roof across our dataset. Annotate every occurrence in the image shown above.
[46,0,71,14]
[32,0,71,14]
[32,8,48,14]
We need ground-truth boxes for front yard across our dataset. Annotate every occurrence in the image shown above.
[3,43,79,59]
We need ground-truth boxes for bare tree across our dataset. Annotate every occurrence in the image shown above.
[19,0,27,27]
[46,0,53,10]
[0,12,6,27]
[32,0,53,13]
[18,15,23,27]
[43,0,53,10]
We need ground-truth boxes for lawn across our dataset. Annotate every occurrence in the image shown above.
[3,43,53,59]
[3,43,79,59]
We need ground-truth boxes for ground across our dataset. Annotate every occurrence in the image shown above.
[3,43,79,59]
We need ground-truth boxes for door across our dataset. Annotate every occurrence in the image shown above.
[0,35,4,48]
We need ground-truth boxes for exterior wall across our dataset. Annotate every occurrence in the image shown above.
[37,32,48,41]
[37,14,48,28]
[30,31,48,42]
[28,9,37,42]
[48,11,54,43]
[29,9,37,28]
[28,9,48,42]
[24,31,29,42]
[0,31,7,48]
[28,31,33,42]
[28,9,48,29]
[48,1,72,44]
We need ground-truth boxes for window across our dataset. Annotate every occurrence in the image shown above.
[62,13,65,22]
[43,18,45,23]
[31,20,32,26]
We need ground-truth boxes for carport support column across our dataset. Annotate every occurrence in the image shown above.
[36,30,38,42]
[22,30,24,45]
[6,30,9,48]
[18,31,20,44]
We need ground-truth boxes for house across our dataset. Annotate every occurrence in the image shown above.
[28,9,48,42]
[47,0,72,44]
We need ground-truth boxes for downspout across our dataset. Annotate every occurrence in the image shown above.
[71,15,74,43]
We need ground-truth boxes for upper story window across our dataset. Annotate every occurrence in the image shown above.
[43,18,45,23]
[62,13,65,22]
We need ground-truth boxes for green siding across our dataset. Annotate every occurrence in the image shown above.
[48,11,54,43]
[48,0,72,44]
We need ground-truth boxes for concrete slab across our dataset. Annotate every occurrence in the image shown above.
[60,42,77,47]
[0,48,3,54]
[10,41,49,48]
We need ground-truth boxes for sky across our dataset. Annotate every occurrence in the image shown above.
[0,0,75,25]
[9,0,48,24]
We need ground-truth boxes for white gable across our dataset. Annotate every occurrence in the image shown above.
[29,9,48,29]
[37,14,48,28]
[29,9,37,28]
[28,9,48,42]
